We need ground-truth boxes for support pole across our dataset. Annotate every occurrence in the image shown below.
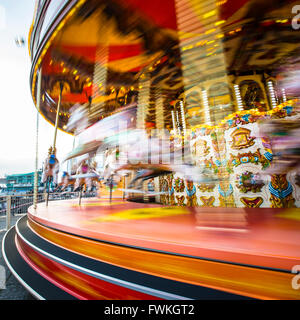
[79,185,83,206]
[6,195,11,231]
[34,68,42,210]
[46,176,51,207]
[123,176,126,200]
[109,175,113,203]
[69,135,76,173]
[53,82,63,150]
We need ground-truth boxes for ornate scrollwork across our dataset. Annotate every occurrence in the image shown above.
[236,171,264,193]
[240,197,263,208]
[230,127,255,150]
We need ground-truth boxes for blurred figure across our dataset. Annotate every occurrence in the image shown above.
[73,159,99,192]
[41,147,60,191]
[65,103,216,195]
[102,148,121,186]
[74,160,91,191]
[57,171,71,192]
[259,118,300,174]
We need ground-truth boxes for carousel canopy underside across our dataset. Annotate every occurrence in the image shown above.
[32,0,300,132]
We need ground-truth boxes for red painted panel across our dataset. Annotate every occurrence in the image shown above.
[16,235,161,300]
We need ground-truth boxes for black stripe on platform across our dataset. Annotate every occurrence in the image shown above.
[17,215,251,300]
[28,214,290,274]
[2,225,77,300]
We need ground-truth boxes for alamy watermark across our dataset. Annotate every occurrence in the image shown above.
[292,5,300,30]
[292,265,300,290]
[0,265,6,290]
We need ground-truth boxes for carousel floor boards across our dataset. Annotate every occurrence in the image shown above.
[2,197,300,300]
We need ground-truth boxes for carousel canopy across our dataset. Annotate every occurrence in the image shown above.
[30,0,300,131]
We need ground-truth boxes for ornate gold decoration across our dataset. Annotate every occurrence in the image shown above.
[191,139,210,158]
[269,174,295,208]
[176,195,185,206]
[230,127,255,150]
[200,196,215,207]
[197,183,215,192]
[240,197,263,208]
[186,181,198,207]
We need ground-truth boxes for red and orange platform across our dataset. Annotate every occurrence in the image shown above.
[2,197,300,300]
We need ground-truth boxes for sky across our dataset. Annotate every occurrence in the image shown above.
[0,0,74,177]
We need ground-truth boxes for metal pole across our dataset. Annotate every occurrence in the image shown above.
[34,68,42,210]
[53,83,63,150]
[109,175,113,203]
[123,176,126,200]
[79,184,83,205]
[46,177,50,207]
[69,136,76,173]
[6,196,11,231]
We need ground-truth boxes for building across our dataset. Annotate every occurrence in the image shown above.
[5,171,42,194]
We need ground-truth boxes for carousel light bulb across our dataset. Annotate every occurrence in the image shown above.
[234,84,243,111]
[215,20,225,26]
[201,89,211,125]
[171,110,177,135]
[268,81,277,109]
[180,101,186,136]
[282,88,287,102]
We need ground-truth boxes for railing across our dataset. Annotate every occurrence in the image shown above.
[0,191,96,232]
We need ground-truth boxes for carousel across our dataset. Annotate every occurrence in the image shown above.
[2,0,300,300]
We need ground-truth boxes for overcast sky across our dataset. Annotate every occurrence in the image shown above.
[0,0,74,176]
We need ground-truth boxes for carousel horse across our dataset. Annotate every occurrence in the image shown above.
[56,171,75,192]
[259,118,300,175]
[102,148,122,187]
[73,160,99,192]
[64,104,214,195]
[112,133,211,194]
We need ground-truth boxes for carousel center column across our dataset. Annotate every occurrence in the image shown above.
[137,74,151,201]
[174,0,235,207]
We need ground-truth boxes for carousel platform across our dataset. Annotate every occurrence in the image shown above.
[2,197,300,300]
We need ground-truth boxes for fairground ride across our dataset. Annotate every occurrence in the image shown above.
[2,0,300,300]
